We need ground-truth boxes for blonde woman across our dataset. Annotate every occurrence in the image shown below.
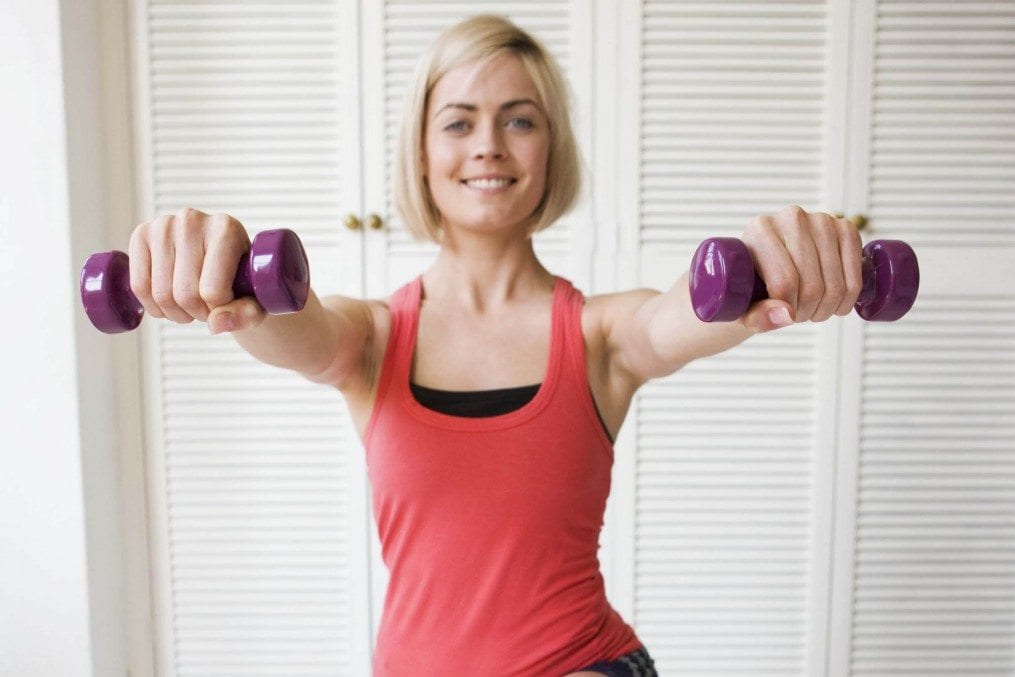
[128,14,863,677]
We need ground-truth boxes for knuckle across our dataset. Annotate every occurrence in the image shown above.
[130,275,151,299]
[199,282,233,307]
[130,221,148,244]
[151,287,176,308]
[843,220,862,249]
[173,279,201,306]
[765,272,797,300]
[176,206,199,220]
[814,212,837,236]
[209,213,247,245]
[176,210,209,241]
[777,215,805,240]
[149,214,168,233]
[801,279,824,304]
[846,275,863,298]
[780,204,807,220]
[209,213,230,232]
[826,278,846,299]
[150,215,173,243]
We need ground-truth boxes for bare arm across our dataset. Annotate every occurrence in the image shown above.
[221,291,374,388]
[608,206,864,386]
[129,207,374,390]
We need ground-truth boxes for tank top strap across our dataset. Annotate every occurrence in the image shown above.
[387,275,423,383]
[364,277,422,445]
[555,276,588,384]
[554,277,614,449]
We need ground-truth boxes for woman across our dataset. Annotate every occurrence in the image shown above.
[128,14,862,677]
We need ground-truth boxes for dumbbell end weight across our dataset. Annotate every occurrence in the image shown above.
[688,238,765,322]
[240,229,311,315]
[81,228,310,334]
[80,250,144,333]
[853,240,919,321]
[689,237,919,323]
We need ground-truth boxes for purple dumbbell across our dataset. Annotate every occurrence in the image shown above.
[689,237,919,322]
[80,228,310,334]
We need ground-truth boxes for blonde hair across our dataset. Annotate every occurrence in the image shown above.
[392,14,582,243]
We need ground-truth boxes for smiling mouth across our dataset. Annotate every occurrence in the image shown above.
[461,178,516,189]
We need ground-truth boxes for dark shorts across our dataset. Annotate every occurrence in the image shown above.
[576,645,658,676]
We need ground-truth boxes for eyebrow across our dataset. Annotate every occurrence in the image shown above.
[432,98,540,120]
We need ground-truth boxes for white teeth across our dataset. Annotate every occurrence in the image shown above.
[464,178,513,189]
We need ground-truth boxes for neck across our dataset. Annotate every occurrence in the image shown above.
[422,229,555,313]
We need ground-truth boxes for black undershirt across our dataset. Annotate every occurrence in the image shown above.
[409,382,614,444]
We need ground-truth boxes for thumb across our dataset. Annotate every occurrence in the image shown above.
[739,299,795,334]
[208,297,267,335]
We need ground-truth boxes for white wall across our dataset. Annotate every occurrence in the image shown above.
[0,1,128,675]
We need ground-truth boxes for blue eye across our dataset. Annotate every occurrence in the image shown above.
[508,117,534,130]
[444,120,468,132]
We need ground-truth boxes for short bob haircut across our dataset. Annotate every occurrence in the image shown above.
[392,14,582,243]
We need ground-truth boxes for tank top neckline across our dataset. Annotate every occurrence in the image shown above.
[395,275,568,431]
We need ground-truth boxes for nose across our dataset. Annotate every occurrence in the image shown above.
[472,120,506,160]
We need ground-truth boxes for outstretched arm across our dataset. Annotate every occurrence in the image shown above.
[129,207,375,391]
[605,205,864,386]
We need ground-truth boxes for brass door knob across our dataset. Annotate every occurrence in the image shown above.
[367,213,384,230]
[344,214,362,231]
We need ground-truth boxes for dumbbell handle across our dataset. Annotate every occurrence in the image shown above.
[689,237,919,322]
[80,228,310,334]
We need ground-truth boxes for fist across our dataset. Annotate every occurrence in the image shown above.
[740,204,863,333]
[128,207,267,333]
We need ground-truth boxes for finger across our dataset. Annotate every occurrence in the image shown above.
[835,218,864,316]
[739,298,795,334]
[810,213,847,322]
[745,214,799,313]
[127,222,163,319]
[208,297,267,335]
[173,225,210,322]
[200,214,249,311]
[777,206,823,322]
[149,219,192,323]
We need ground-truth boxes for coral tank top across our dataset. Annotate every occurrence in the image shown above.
[363,275,643,676]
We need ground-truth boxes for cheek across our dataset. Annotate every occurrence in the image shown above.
[424,139,457,178]
[523,139,550,181]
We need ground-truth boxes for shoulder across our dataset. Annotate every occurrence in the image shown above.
[581,287,662,342]
[315,293,393,396]
[580,287,663,384]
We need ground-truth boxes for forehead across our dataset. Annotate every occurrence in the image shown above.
[428,53,541,110]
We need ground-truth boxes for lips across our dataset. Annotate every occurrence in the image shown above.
[463,177,515,189]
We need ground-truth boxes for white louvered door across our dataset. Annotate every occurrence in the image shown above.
[130,1,1015,674]
[616,2,847,675]
[356,0,599,647]
[830,2,1015,675]
[134,1,372,674]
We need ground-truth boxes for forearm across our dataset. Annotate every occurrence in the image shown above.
[228,290,349,381]
[642,272,755,369]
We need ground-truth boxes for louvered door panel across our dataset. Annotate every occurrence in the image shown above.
[634,2,832,674]
[849,2,1015,674]
[639,1,829,252]
[866,1,1015,248]
[854,297,1015,675]
[141,1,366,674]
[636,333,820,673]
[362,0,585,298]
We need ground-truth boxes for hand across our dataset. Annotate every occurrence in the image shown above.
[128,207,268,334]
[739,204,864,333]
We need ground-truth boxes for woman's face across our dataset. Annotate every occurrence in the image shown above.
[423,53,550,238]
